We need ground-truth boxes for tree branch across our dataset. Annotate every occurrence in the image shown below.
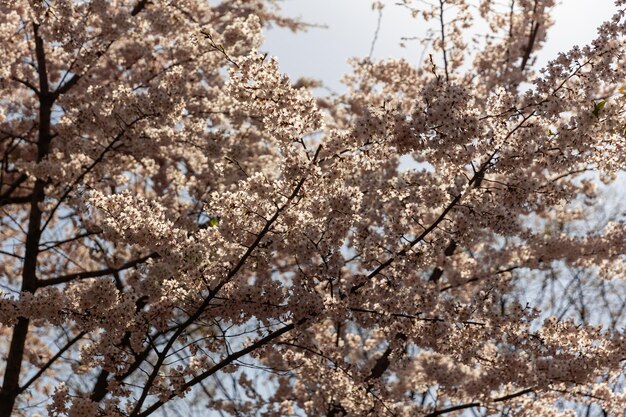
[10,77,40,96]
[18,331,86,394]
[520,0,540,71]
[425,388,534,417]
[131,0,150,16]
[53,73,81,98]
[0,171,29,207]
[128,150,321,415]
[350,192,463,294]
[428,240,457,283]
[134,320,301,417]
[39,253,159,287]
[438,0,450,82]
[0,23,53,417]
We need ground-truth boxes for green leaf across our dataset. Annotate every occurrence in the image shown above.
[208,217,220,227]
[592,100,607,118]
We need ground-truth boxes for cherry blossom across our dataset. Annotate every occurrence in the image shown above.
[0,0,624,416]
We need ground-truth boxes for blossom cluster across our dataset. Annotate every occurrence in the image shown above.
[0,0,624,416]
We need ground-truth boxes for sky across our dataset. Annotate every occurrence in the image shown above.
[261,0,626,194]
[262,0,617,92]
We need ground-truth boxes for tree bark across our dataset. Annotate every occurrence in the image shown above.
[0,23,52,417]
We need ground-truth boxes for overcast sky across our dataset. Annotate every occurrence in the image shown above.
[261,0,626,192]
[262,0,617,92]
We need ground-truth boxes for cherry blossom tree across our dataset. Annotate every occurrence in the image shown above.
[0,0,625,416]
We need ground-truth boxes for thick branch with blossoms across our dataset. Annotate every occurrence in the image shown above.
[0,0,625,416]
